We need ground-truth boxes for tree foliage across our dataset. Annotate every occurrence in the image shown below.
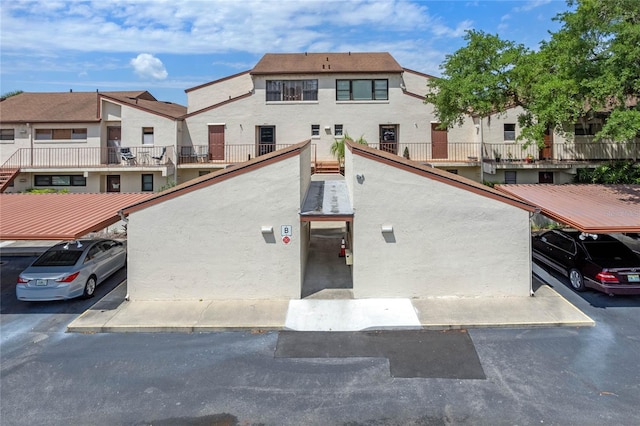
[425,0,640,146]
[1,90,23,100]
[574,161,640,184]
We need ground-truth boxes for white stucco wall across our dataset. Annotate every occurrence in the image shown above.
[114,102,178,150]
[183,72,477,162]
[127,153,304,300]
[346,147,532,298]
[186,72,254,113]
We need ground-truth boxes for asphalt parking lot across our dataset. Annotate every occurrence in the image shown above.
[1,254,640,425]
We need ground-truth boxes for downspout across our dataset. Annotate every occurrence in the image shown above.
[118,209,130,301]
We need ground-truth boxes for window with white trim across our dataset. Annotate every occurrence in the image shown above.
[334,124,343,136]
[34,128,87,141]
[0,129,15,141]
[266,80,318,101]
[336,79,388,101]
[141,174,153,191]
[311,124,320,137]
[142,127,154,145]
[503,124,516,141]
[34,175,86,186]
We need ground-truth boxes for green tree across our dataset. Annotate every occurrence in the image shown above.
[574,161,640,184]
[425,0,640,145]
[330,133,367,164]
[1,90,23,100]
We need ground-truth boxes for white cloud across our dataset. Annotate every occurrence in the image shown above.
[130,53,168,80]
[0,0,464,56]
[514,0,552,13]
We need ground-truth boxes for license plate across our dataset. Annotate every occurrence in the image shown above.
[628,274,640,283]
[36,279,47,286]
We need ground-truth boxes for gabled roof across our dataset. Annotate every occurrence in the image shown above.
[0,193,155,240]
[122,140,311,216]
[346,140,536,212]
[100,93,187,119]
[185,70,251,93]
[250,52,403,75]
[495,184,640,233]
[0,91,185,123]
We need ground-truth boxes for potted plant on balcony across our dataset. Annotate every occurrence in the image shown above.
[525,154,535,163]
[493,150,501,162]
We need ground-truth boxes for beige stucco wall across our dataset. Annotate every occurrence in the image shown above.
[127,153,305,300]
[346,147,532,298]
[0,123,102,166]
[109,101,179,150]
[483,168,577,185]
[183,72,477,162]
[186,72,254,113]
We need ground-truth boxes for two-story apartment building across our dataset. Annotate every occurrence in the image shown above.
[1,52,637,193]
[0,91,186,193]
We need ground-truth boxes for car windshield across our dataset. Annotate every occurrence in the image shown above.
[32,250,83,267]
[582,241,637,262]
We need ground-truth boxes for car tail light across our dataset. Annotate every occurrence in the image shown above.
[17,276,28,284]
[596,271,619,284]
[56,272,80,283]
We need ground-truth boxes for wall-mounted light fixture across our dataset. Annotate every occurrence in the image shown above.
[356,173,365,184]
[261,226,273,234]
[381,225,393,233]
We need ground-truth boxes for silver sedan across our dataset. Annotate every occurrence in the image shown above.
[16,239,127,301]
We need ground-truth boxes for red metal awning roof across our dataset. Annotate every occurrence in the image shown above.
[0,193,155,240]
[495,184,640,233]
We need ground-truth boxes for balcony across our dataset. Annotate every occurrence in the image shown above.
[1,146,174,170]
[177,144,299,165]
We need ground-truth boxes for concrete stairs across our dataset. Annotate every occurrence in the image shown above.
[0,168,19,192]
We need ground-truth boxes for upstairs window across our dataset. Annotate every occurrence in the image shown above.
[0,129,15,141]
[503,124,516,141]
[142,127,154,145]
[311,124,320,137]
[336,79,388,101]
[34,128,87,140]
[266,80,318,101]
[574,122,601,136]
[334,124,343,136]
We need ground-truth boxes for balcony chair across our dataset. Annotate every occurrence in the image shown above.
[151,147,167,164]
[119,147,137,165]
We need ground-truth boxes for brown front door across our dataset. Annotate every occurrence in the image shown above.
[208,125,225,161]
[431,123,448,159]
[541,127,553,160]
[379,125,398,154]
[106,175,121,193]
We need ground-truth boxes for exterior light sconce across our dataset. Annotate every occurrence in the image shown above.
[261,226,273,234]
[356,173,365,184]
[381,225,393,233]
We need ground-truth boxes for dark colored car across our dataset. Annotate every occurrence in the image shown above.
[532,230,640,296]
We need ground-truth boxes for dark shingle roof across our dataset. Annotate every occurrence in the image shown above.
[251,52,403,75]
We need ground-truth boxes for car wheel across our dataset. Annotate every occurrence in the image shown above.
[569,268,585,292]
[83,276,97,298]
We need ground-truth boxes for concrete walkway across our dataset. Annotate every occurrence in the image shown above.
[67,264,594,333]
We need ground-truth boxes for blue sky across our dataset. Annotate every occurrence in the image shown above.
[0,0,571,105]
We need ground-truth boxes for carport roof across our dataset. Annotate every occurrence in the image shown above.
[495,184,640,233]
[300,180,354,221]
[0,193,155,240]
